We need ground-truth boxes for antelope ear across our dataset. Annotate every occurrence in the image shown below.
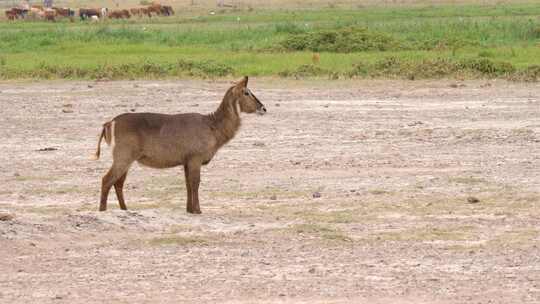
[236,76,248,88]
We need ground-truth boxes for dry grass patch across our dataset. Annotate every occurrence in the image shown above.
[289,223,352,243]
[296,209,359,224]
[373,225,476,242]
[369,189,391,195]
[147,234,209,246]
[487,229,539,248]
[448,176,487,185]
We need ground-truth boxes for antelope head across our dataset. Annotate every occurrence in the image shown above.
[234,76,267,116]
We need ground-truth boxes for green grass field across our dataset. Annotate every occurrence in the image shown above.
[1,3,539,80]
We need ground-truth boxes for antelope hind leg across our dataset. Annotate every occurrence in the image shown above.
[114,172,128,210]
[100,161,132,211]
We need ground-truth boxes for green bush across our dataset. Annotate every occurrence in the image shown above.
[458,58,515,76]
[274,23,307,34]
[279,64,329,78]
[346,57,519,80]
[510,65,540,82]
[175,59,234,77]
[0,59,235,80]
[280,27,404,52]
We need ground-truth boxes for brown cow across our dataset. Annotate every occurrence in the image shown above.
[140,7,152,18]
[7,8,28,19]
[108,10,122,19]
[129,8,141,17]
[52,7,75,18]
[43,8,56,22]
[147,3,162,16]
[5,10,17,20]
[160,5,174,16]
[121,9,131,18]
[79,8,107,20]
[109,9,130,19]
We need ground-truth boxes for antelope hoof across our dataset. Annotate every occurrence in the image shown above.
[99,206,106,212]
[187,209,201,215]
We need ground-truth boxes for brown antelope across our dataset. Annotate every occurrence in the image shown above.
[93,77,266,214]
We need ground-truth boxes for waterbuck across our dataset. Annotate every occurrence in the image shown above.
[93,77,266,214]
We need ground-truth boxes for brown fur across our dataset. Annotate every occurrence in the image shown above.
[146,3,162,15]
[5,10,17,20]
[121,9,131,18]
[160,5,174,16]
[109,9,130,19]
[52,7,74,17]
[44,9,56,21]
[6,8,27,19]
[94,77,266,214]
[130,8,141,17]
[140,7,152,17]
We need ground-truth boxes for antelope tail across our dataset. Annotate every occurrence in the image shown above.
[91,122,111,160]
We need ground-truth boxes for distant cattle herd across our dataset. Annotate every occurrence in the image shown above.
[4,3,174,21]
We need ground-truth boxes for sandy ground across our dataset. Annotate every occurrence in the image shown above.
[0,79,539,303]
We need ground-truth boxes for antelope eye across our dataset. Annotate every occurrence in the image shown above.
[244,91,250,96]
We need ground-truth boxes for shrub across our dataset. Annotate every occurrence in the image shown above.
[274,23,307,34]
[345,57,519,80]
[457,58,515,76]
[510,65,540,82]
[279,64,329,78]
[175,59,234,77]
[280,27,404,52]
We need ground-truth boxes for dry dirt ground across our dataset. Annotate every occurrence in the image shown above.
[0,79,538,303]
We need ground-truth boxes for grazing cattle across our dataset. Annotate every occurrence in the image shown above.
[140,7,152,17]
[5,10,17,20]
[129,8,141,17]
[108,10,121,19]
[101,7,108,18]
[122,9,131,18]
[43,8,56,21]
[7,8,28,19]
[160,5,174,16]
[147,3,162,16]
[28,7,44,20]
[79,8,107,20]
[79,8,96,20]
[52,7,75,18]
[109,9,131,19]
